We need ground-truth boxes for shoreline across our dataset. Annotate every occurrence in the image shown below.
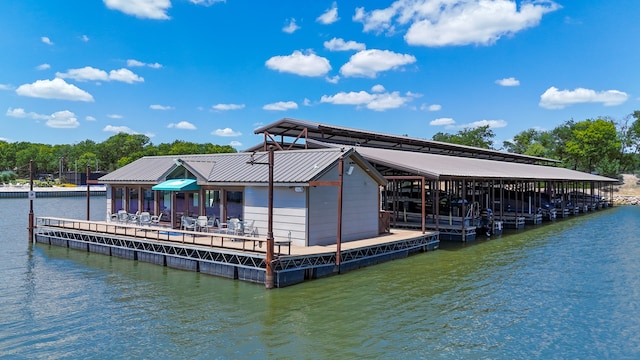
[0,185,106,198]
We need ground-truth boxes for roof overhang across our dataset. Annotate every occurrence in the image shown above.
[152,178,200,191]
[254,118,560,165]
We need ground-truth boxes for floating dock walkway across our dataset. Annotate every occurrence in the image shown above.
[0,186,106,198]
[34,217,439,288]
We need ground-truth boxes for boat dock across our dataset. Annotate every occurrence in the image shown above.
[34,217,439,288]
[0,185,106,198]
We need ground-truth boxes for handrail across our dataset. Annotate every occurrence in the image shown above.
[34,216,285,255]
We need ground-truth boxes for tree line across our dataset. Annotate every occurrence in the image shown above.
[432,111,640,178]
[0,133,236,178]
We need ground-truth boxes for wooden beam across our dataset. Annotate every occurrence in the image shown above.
[309,180,340,187]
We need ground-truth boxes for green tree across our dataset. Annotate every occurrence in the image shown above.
[98,133,151,171]
[565,118,620,175]
[432,125,495,149]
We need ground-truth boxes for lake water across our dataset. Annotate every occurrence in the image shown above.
[1,196,639,359]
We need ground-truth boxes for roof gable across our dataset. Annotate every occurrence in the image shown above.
[99,148,385,185]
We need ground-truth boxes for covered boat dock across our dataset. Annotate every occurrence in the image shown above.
[253,118,618,241]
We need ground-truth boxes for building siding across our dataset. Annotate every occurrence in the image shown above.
[341,161,380,241]
[244,186,308,246]
[308,155,380,246]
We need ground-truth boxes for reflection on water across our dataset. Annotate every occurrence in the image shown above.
[1,197,639,358]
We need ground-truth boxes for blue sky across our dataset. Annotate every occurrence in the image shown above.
[1,0,638,150]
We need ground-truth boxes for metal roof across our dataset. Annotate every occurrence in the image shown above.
[99,148,387,186]
[253,118,560,165]
[351,145,617,182]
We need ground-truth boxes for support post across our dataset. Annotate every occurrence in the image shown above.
[28,160,34,242]
[461,180,466,242]
[265,146,275,289]
[336,157,344,267]
[421,176,426,234]
[86,165,90,221]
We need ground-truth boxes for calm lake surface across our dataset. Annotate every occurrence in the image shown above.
[1,196,639,359]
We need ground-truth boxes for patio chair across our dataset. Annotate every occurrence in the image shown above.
[181,216,196,231]
[150,213,163,226]
[107,210,118,223]
[128,211,140,225]
[138,212,152,226]
[226,218,243,237]
[196,215,209,232]
[117,210,129,224]
[208,218,221,233]
[243,220,257,237]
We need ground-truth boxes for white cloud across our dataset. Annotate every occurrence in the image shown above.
[168,121,196,130]
[56,66,108,82]
[212,103,245,111]
[229,141,242,147]
[539,86,629,109]
[340,49,416,78]
[107,114,123,119]
[55,66,144,83]
[6,107,49,120]
[16,78,94,102]
[127,59,163,68]
[354,0,560,47]
[103,0,171,20]
[108,68,144,83]
[213,128,242,137]
[427,104,442,111]
[462,119,508,128]
[41,36,53,45]
[266,50,331,77]
[86,116,96,121]
[430,117,455,126]
[127,59,145,67]
[303,98,311,106]
[47,110,80,128]
[321,91,375,105]
[367,92,412,111]
[150,104,174,110]
[103,125,138,134]
[320,90,416,111]
[263,101,298,111]
[0,84,14,91]
[36,63,50,71]
[81,35,90,42]
[429,117,506,129]
[282,18,300,33]
[324,37,366,51]
[325,75,340,84]
[496,77,520,86]
[6,108,80,128]
[317,2,339,24]
[371,84,385,93]
[189,0,225,6]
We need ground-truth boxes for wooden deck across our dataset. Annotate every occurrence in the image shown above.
[34,216,439,288]
[35,217,434,257]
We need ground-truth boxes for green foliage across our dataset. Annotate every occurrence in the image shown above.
[432,125,495,149]
[503,116,635,177]
[565,118,620,172]
[1,133,237,177]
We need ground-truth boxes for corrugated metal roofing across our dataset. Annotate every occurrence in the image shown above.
[253,117,559,164]
[352,146,618,182]
[98,156,177,183]
[99,148,385,185]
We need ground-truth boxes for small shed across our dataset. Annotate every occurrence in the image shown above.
[99,148,387,247]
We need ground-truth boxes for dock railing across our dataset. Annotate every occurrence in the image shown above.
[35,216,290,255]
